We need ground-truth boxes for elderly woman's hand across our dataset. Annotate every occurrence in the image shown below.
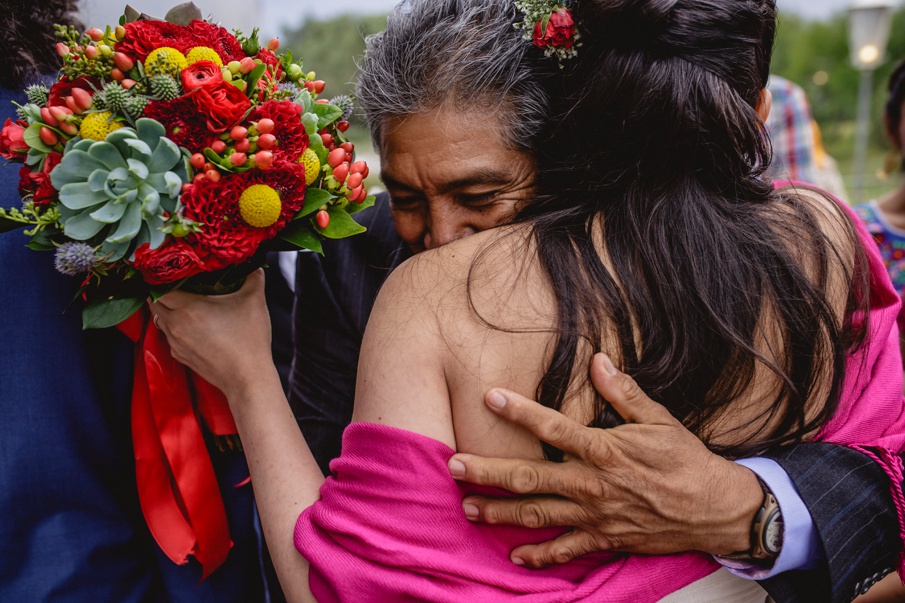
[151,269,274,400]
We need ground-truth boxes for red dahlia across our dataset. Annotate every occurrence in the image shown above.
[180,162,307,270]
[248,101,309,163]
[187,21,245,64]
[143,97,219,152]
[116,20,195,60]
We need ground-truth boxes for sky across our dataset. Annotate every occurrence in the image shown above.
[78,0,894,38]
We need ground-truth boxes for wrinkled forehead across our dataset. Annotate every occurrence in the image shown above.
[378,108,536,194]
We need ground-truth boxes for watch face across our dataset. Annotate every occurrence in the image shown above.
[763,508,784,555]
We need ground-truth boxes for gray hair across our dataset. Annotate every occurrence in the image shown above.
[356,0,551,153]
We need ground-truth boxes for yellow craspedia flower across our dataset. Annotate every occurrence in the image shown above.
[144,47,188,78]
[185,46,223,67]
[239,184,282,228]
[79,111,123,141]
[300,148,321,186]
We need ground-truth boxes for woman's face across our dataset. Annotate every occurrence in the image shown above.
[379,108,536,254]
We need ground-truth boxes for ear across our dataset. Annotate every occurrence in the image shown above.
[756,88,772,123]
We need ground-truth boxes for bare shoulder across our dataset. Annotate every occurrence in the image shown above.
[351,224,555,456]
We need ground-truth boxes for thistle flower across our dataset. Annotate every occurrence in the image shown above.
[25,84,49,107]
[330,95,354,122]
[54,242,99,275]
[150,75,181,101]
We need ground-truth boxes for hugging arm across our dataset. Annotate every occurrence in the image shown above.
[451,354,903,602]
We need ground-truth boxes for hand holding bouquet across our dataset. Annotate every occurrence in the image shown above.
[0,3,372,577]
[1,2,372,327]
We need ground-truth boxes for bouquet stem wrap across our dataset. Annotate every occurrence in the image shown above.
[118,308,237,579]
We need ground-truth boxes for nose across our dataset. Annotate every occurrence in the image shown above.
[422,204,475,250]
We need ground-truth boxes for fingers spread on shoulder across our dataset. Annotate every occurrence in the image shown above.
[485,388,608,460]
[590,354,677,426]
[461,495,586,530]
[510,529,612,569]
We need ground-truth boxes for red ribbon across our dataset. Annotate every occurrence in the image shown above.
[118,308,236,579]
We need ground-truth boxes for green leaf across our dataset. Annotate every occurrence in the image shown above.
[316,206,366,239]
[312,103,343,130]
[295,187,333,219]
[309,132,328,165]
[347,194,376,215]
[24,123,52,154]
[25,239,54,250]
[246,64,268,99]
[82,296,144,330]
[279,222,323,254]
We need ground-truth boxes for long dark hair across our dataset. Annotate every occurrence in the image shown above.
[886,59,905,171]
[510,0,866,458]
[0,0,81,89]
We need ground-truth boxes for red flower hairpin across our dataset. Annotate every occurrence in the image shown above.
[515,1,580,65]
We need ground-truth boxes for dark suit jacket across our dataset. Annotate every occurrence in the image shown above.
[289,194,903,602]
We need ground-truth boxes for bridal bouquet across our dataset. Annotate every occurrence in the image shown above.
[0,3,371,578]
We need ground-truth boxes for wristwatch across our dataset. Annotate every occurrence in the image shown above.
[720,477,784,564]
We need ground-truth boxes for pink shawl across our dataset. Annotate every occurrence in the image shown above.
[295,189,905,601]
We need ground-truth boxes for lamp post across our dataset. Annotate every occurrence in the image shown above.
[849,0,897,203]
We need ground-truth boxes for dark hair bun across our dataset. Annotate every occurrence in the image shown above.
[578,0,680,38]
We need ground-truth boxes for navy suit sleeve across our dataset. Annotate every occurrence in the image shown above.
[758,443,900,603]
[289,195,409,475]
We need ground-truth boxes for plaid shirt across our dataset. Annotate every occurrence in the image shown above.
[765,75,819,186]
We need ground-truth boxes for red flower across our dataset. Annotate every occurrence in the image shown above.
[180,162,307,269]
[0,118,28,160]
[181,60,224,92]
[116,20,195,60]
[187,21,245,64]
[533,8,576,50]
[255,49,283,79]
[247,101,308,163]
[143,97,219,152]
[47,76,98,108]
[190,82,252,133]
[132,241,207,285]
[18,152,61,207]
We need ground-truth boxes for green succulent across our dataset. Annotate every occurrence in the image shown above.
[50,118,190,262]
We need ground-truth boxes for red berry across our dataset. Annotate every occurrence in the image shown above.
[254,150,274,169]
[114,52,134,72]
[64,96,82,114]
[230,152,247,166]
[340,142,354,153]
[181,183,192,193]
[256,118,275,134]
[60,122,79,136]
[86,28,104,41]
[194,173,206,183]
[55,43,70,57]
[202,162,215,172]
[337,121,350,133]
[84,45,99,60]
[239,57,256,74]
[304,81,316,93]
[350,161,367,174]
[315,210,330,229]
[230,126,248,141]
[257,133,276,150]
[313,80,326,94]
[352,187,368,203]
[190,153,205,169]
[211,140,227,153]
[121,79,136,90]
[267,37,280,51]
[320,133,333,147]
[332,163,349,184]
[315,99,329,104]
[40,107,59,127]
[110,68,125,81]
[205,169,221,183]
[327,148,346,168]
[346,172,363,190]
[39,127,58,146]
[234,138,251,153]
[345,152,353,163]
[348,185,363,203]
[72,88,93,110]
